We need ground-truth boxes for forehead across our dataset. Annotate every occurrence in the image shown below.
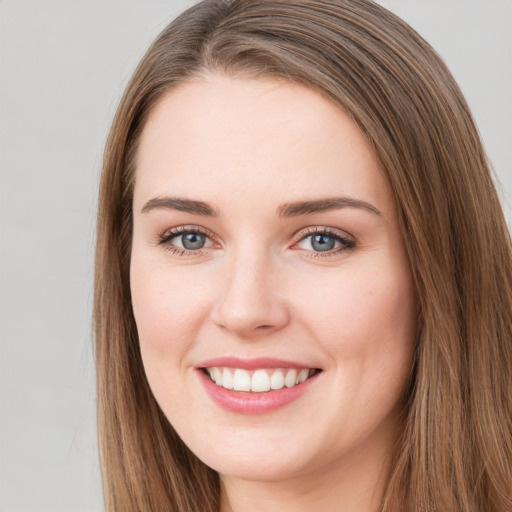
[134,74,393,213]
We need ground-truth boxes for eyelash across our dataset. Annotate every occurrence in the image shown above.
[294,227,356,259]
[157,226,215,257]
[157,226,356,258]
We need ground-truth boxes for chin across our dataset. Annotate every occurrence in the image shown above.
[206,452,305,483]
[179,425,323,483]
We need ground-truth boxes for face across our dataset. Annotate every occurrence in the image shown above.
[130,74,417,485]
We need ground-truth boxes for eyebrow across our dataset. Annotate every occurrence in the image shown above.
[140,195,382,218]
[277,197,382,217]
[141,197,218,216]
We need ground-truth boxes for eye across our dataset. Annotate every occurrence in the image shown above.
[294,228,356,256]
[304,233,338,252]
[158,226,215,254]
[176,232,208,250]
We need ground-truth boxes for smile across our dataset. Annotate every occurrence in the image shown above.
[196,358,322,414]
[204,367,318,392]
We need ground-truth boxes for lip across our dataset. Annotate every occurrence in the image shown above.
[196,359,321,414]
[196,356,315,370]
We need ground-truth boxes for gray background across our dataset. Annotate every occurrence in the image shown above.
[0,1,510,511]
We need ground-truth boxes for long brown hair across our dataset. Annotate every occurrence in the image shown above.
[94,1,512,510]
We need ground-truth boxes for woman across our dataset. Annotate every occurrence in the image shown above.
[94,1,512,511]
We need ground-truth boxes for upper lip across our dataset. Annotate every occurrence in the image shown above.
[196,357,318,370]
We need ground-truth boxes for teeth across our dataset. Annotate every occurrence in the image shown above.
[205,367,316,393]
[284,369,297,388]
[297,369,309,384]
[270,370,285,390]
[233,369,251,391]
[251,369,271,392]
[213,367,223,385]
[222,368,234,389]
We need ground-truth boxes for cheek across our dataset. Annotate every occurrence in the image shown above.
[130,257,211,374]
[292,264,417,444]
[132,256,204,328]
[129,258,216,420]
[294,263,417,368]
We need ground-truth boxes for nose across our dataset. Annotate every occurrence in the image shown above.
[211,251,290,339]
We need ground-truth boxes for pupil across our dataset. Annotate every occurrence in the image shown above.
[312,234,335,252]
[182,233,205,250]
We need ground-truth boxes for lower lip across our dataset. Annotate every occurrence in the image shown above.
[197,369,320,414]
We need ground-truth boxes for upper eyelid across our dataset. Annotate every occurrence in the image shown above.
[293,226,355,242]
[160,225,217,242]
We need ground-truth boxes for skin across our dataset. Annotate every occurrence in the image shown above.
[130,74,418,512]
